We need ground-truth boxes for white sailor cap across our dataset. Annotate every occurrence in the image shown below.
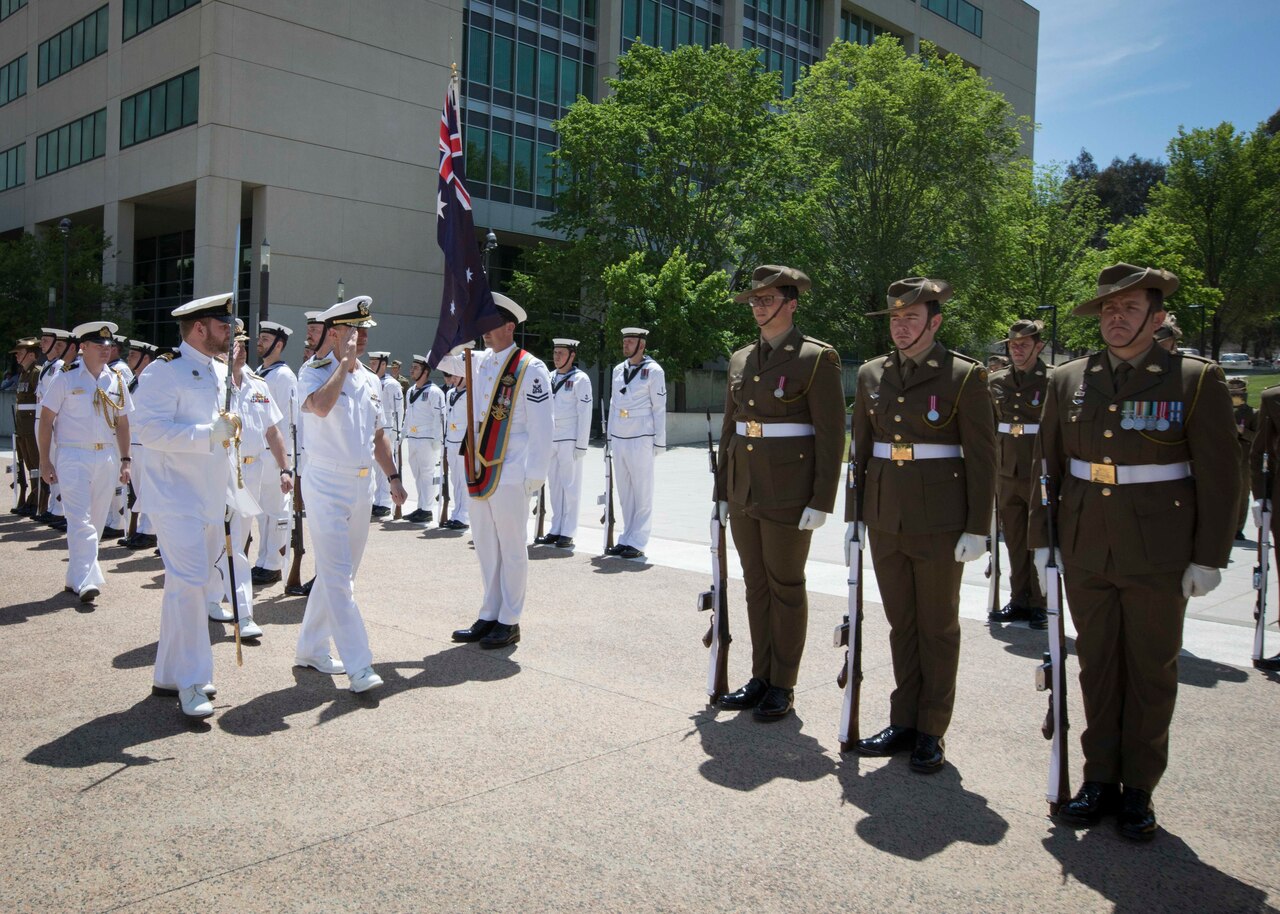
[412,353,429,366]
[112,334,128,346]
[304,311,323,324]
[493,292,527,325]
[172,293,235,321]
[437,354,465,376]
[129,340,159,354]
[552,338,580,348]
[259,320,293,337]
[73,320,120,344]
[620,327,649,338]
[367,350,390,361]
[41,327,69,339]
[318,296,376,328]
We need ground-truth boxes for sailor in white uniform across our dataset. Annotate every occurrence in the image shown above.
[104,335,136,537]
[251,320,299,585]
[534,338,593,548]
[36,328,77,525]
[117,341,161,549]
[366,350,403,519]
[403,353,446,523]
[607,328,667,559]
[440,347,473,530]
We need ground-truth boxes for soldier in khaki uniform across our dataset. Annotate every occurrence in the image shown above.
[848,278,996,773]
[1250,385,1280,672]
[714,266,846,721]
[10,338,42,516]
[1228,376,1257,540]
[1030,263,1237,841]
[987,320,1052,629]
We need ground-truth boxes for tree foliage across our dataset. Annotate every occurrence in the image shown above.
[1067,150,1166,224]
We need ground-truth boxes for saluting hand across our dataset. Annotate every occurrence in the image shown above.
[340,328,360,370]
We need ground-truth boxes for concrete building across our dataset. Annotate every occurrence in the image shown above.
[0,0,1037,359]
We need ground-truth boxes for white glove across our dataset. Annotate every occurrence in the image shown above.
[524,478,544,498]
[843,521,866,565]
[1182,563,1222,598]
[954,532,987,563]
[1034,546,1062,596]
[797,507,828,531]
[1253,500,1269,530]
[210,414,240,451]
[574,448,586,462]
[717,500,729,525]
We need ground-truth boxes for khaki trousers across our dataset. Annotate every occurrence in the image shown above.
[998,474,1045,609]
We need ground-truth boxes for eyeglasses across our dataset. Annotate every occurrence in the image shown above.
[748,295,785,307]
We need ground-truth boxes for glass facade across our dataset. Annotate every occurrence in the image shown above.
[463,0,601,211]
[122,0,199,42]
[0,53,25,107]
[922,0,982,37]
[744,0,821,97]
[0,0,26,23]
[840,10,902,47]
[132,222,251,346]
[120,68,199,149]
[38,5,108,86]
[619,0,723,53]
[35,109,107,179]
[0,142,23,191]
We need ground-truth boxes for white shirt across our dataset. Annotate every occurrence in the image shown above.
[41,362,133,447]
[405,380,446,441]
[378,374,403,433]
[445,384,468,445]
[260,359,299,443]
[232,367,284,458]
[471,343,554,486]
[610,356,667,447]
[132,341,233,522]
[35,357,64,409]
[299,356,383,468]
[551,367,593,450]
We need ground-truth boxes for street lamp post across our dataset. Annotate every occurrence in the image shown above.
[256,238,270,344]
[58,218,71,328]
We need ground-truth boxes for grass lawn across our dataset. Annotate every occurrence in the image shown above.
[1238,372,1280,405]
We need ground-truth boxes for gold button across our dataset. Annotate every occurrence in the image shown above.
[1104,430,1113,438]
[1015,392,1022,397]
[746,444,754,452]
[748,399,755,406]
[753,375,760,382]
[897,396,905,403]
[894,434,902,441]
[1102,487,1112,496]
[799,453,805,458]
[894,415,902,422]
[1103,457,1112,464]
[896,460,904,467]
[1174,500,1182,507]
[1109,404,1118,412]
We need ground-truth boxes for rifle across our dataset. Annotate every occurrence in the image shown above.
[1253,452,1272,667]
[439,440,452,528]
[598,396,616,554]
[835,437,864,752]
[9,406,24,510]
[126,480,139,538]
[534,484,546,541]
[222,222,244,666]
[697,409,730,703]
[285,406,307,595]
[392,386,404,520]
[1035,470,1070,814]
[985,505,1002,615]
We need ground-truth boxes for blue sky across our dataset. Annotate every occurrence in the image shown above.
[1032,0,1279,167]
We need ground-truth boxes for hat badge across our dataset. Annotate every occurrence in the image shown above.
[98,327,111,338]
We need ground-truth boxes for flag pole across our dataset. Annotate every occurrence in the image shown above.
[450,61,479,484]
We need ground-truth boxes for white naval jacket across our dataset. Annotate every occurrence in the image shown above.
[471,343,554,487]
[131,342,233,522]
[551,367,593,451]
[259,360,299,448]
[298,357,383,468]
[405,381,446,441]
[41,362,133,447]
[232,367,284,458]
[609,356,667,447]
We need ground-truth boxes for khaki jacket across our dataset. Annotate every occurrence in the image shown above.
[849,342,996,535]
[716,326,845,514]
[988,358,1052,482]
[1030,345,1237,574]
[1250,387,1280,503]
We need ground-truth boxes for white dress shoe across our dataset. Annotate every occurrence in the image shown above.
[154,682,217,697]
[348,666,384,693]
[294,654,345,675]
[207,601,233,622]
[78,585,100,603]
[238,616,263,639]
[179,684,214,718]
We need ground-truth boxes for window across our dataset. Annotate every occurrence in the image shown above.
[120,68,198,149]
[559,57,578,106]
[513,137,535,192]
[493,35,514,93]
[490,131,512,188]
[0,54,25,107]
[35,109,106,178]
[538,49,557,104]
[467,128,489,185]
[0,0,26,23]
[517,42,537,97]
[123,0,199,42]
[0,143,23,191]
[466,25,490,85]
[922,0,983,37]
[38,6,108,86]
[537,143,555,197]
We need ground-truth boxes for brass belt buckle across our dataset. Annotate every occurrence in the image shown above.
[1010,423,1024,437]
[94,443,104,451]
[243,455,255,465]
[358,468,370,478]
[746,420,763,438]
[1090,463,1116,485]
[890,443,914,461]
[619,408,629,418]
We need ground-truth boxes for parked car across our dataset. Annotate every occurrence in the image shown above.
[1218,352,1251,367]
[1176,347,1200,357]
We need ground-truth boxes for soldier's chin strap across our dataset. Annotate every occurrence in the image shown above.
[1111,302,1157,352]
[756,298,790,338]
[897,314,938,361]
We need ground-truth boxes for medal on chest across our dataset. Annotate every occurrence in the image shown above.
[926,395,940,423]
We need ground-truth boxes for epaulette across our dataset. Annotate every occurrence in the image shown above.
[951,351,981,366]
[156,350,181,362]
[989,365,1011,379]
[62,359,79,372]
[1179,352,1215,366]
[307,358,332,369]
[246,369,264,381]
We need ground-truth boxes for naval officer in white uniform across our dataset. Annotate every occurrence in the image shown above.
[252,320,298,585]
[607,328,667,559]
[534,337,592,549]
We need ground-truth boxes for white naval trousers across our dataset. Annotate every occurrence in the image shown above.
[210,457,262,617]
[49,439,63,516]
[471,483,531,625]
[446,444,470,524]
[152,514,221,690]
[547,440,583,538]
[406,438,441,514]
[55,446,117,591]
[612,436,655,551]
[295,459,375,671]
[255,454,290,571]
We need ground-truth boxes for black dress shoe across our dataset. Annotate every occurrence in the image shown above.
[479,622,520,648]
[854,724,918,756]
[121,532,158,549]
[554,536,574,548]
[753,686,794,721]
[1028,607,1048,630]
[533,534,556,545]
[371,505,391,519]
[1254,653,1280,672]
[604,543,624,555]
[617,545,645,559]
[252,568,282,585]
[1055,781,1122,826]
[1118,787,1157,841]
[50,519,67,531]
[719,677,769,710]
[988,602,1031,623]
[405,509,427,523]
[909,733,946,773]
[444,519,469,530]
[102,525,124,539]
[35,511,55,524]
[452,618,497,643]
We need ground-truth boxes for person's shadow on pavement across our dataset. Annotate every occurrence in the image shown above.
[688,709,835,791]
[24,696,185,788]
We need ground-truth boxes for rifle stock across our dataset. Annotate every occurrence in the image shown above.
[986,505,1001,614]
[836,441,864,752]
[534,484,546,540]
[392,388,404,520]
[697,410,730,702]
[1253,453,1272,666]
[126,481,139,538]
[439,440,452,527]
[1036,470,1071,814]
[599,397,615,553]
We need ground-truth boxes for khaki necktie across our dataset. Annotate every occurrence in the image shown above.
[900,358,915,383]
[1114,361,1132,390]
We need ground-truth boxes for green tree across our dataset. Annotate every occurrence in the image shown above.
[758,37,1029,360]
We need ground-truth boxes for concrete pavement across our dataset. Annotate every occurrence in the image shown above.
[0,443,1277,913]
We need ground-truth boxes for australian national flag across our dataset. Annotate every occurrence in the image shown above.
[427,77,502,371]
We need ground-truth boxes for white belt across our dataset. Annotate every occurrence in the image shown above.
[735,421,816,438]
[1069,458,1191,486]
[872,442,963,461]
[305,455,372,478]
[17,404,36,411]
[997,422,1039,436]
[59,441,113,452]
